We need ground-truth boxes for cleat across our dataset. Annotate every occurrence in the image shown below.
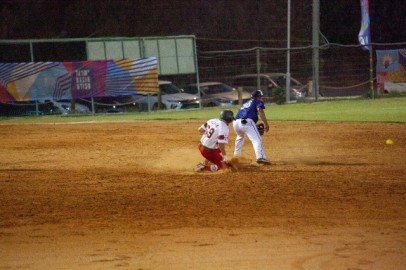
[195,163,205,172]
[256,158,271,165]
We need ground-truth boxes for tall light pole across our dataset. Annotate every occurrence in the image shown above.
[286,0,291,103]
[312,0,320,100]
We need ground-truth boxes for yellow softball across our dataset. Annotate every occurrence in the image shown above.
[386,139,394,145]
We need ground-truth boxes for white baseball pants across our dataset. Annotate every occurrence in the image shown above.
[233,118,267,160]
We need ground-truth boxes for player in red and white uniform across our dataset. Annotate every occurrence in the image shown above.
[196,110,235,172]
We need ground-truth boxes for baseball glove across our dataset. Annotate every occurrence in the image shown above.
[256,123,265,136]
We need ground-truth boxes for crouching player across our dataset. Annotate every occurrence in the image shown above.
[196,110,236,172]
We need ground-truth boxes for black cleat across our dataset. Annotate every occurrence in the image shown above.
[256,158,271,165]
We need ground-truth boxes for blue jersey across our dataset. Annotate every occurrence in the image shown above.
[236,98,265,123]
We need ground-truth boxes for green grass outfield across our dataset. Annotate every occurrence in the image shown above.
[1,97,405,124]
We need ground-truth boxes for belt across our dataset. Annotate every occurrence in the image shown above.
[239,118,256,125]
[200,143,214,150]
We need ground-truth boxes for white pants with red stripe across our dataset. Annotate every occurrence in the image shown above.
[232,118,267,160]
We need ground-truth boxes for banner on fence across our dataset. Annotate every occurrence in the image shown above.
[376,49,406,84]
[0,57,158,102]
[358,0,371,51]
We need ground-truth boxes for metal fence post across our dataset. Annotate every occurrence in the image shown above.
[256,48,260,90]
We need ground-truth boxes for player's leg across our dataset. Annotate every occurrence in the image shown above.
[233,119,245,157]
[196,148,223,172]
[245,121,270,163]
[196,144,210,171]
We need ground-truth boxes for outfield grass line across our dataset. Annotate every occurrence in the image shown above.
[0,97,405,123]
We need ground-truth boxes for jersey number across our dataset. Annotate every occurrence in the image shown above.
[241,100,253,109]
[205,124,215,138]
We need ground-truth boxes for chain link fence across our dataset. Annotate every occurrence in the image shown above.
[1,39,405,116]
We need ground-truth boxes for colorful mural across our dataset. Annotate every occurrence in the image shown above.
[0,57,158,102]
[376,49,406,84]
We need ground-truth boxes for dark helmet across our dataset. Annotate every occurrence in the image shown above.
[220,109,235,123]
[251,89,264,98]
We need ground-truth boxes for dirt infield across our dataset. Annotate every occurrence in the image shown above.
[1,120,405,269]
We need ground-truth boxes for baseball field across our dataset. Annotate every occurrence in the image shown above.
[1,98,405,269]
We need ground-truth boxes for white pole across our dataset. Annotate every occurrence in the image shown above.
[312,0,320,100]
[286,0,291,103]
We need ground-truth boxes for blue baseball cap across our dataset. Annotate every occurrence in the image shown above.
[251,90,264,98]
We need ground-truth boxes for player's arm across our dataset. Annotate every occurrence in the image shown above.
[198,123,207,134]
[218,125,229,161]
[258,107,270,132]
[218,142,228,162]
[218,142,227,156]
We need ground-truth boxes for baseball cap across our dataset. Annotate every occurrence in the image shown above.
[251,89,264,98]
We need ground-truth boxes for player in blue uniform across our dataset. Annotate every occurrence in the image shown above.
[233,90,271,165]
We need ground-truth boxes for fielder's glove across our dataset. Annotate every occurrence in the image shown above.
[256,123,265,136]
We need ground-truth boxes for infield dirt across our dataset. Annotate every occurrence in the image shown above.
[0,120,405,269]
